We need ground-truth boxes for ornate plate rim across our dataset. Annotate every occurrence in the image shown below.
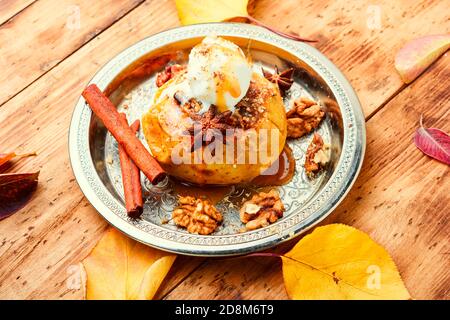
[68,23,366,256]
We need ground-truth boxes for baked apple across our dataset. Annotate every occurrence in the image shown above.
[142,36,287,185]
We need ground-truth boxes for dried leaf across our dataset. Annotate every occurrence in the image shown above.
[414,115,450,165]
[0,152,36,169]
[0,153,15,168]
[395,34,450,83]
[0,172,39,220]
[175,0,316,42]
[281,224,410,300]
[82,228,176,300]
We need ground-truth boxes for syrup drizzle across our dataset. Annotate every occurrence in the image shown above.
[173,181,233,205]
[251,145,296,187]
[215,73,241,113]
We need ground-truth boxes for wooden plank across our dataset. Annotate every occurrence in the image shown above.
[0,0,448,300]
[0,0,183,300]
[249,0,450,117]
[0,0,35,25]
[0,0,144,106]
[164,55,450,300]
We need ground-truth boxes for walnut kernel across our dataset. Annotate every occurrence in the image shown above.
[304,133,330,177]
[240,190,285,231]
[156,64,186,87]
[286,97,325,138]
[173,196,222,235]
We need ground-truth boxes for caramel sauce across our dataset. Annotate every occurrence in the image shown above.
[169,144,295,205]
[173,181,233,205]
[169,145,294,206]
[251,145,296,187]
[215,78,241,113]
[108,44,297,209]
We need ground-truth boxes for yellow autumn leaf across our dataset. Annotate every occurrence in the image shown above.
[282,224,410,300]
[175,0,249,25]
[82,228,176,300]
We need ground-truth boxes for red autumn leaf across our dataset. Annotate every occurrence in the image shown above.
[0,153,15,168]
[0,152,36,170]
[414,115,450,165]
[0,172,39,220]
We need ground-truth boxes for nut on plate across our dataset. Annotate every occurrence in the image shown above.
[305,133,330,177]
[156,64,186,87]
[240,190,285,231]
[173,196,223,235]
[286,97,325,138]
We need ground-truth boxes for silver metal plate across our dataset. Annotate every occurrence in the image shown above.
[69,23,365,256]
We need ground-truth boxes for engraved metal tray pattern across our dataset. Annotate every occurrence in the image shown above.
[69,23,365,256]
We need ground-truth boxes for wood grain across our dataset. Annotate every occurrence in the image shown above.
[0,0,35,25]
[0,0,448,300]
[250,0,450,117]
[0,0,181,300]
[164,55,450,300]
[0,0,144,106]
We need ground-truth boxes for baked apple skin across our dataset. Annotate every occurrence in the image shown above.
[142,71,287,185]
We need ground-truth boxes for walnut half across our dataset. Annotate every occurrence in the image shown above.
[240,190,285,231]
[156,64,186,87]
[173,196,223,235]
[304,133,330,177]
[286,97,325,138]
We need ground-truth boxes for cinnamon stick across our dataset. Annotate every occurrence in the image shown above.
[129,119,143,215]
[118,114,143,217]
[82,84,165,184]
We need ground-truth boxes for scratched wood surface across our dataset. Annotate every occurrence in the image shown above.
[0,0,448,300]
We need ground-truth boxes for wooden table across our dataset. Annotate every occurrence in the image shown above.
[0,0,448,300]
